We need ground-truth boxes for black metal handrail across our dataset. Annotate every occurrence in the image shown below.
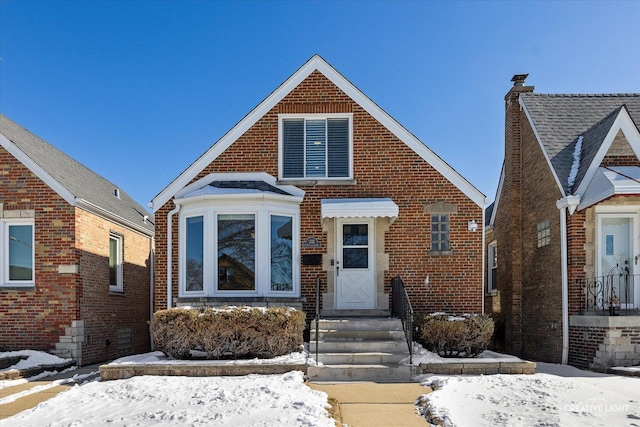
[391,276,413,364]
[579,269,638,315]
[315,276,320,362]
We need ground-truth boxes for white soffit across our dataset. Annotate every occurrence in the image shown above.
[579,167,640,210]
[321,198,399,223]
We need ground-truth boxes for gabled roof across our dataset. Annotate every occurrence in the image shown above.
[519,94,640,197]
[0,114,154,235]
[151,55,485,211]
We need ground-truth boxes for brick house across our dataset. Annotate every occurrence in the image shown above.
[0,115,154,366]
[487,75,640,370]
[150,55,486,331]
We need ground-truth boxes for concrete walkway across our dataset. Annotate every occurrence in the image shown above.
[308,381,430,427]
[0,364,100,420]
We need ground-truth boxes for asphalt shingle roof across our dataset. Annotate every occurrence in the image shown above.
[520,93,640,194]
[0,114,154,234]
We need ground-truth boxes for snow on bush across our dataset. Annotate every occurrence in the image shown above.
[151,306,305,359]
[416,313,494,357]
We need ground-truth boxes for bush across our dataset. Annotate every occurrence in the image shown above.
[151,306,305,360]
[416,313,494,358]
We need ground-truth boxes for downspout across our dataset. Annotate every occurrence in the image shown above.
[481,200,487,315]
[559,206,569,365]
[149,236,155,349]
[557,195,580,365]
[167,203,181,309]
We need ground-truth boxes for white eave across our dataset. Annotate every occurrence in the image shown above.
[578,166,640,210]
[151,55,485,212]
[321,198,399,224]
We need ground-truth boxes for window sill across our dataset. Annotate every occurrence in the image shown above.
[487,290,498,297]
[1,285,36,291]
[277,179,356,186]
[429,250,454,256]
[109,289,125,295]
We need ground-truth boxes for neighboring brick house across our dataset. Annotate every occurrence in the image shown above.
[0,115,154,366]
[487,75,640,371]
[150,55,486,327]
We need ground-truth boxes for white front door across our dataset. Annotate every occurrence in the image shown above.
[598,214,638,308]
[336,219,375,309]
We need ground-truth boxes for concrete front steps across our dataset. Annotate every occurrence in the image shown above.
[307,317,420,382]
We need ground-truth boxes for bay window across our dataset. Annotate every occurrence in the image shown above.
[178,200,300,297]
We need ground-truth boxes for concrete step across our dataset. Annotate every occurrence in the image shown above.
[310,340,408,353]
[307,364,419,382]
[320,309,391,317]
[314,318,404,331]
[315,351,407,365]
[310,329,406,341]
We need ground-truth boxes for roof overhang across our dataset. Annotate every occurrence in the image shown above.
[321,198,399,223]
[578,166,640,210]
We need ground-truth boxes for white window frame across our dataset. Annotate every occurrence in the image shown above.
[488,240,497,292]
[1,218,35,287]
[109,232,124,292]
[178,199,301,298]
[278,113,354,181]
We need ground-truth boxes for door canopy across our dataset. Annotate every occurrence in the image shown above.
[321,198,399,224]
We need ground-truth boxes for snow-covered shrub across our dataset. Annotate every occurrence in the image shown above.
[151,306,305,359]
[416,313,494,357]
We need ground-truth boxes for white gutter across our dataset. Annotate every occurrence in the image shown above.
[481,200,487,315]
[559,206,569,365]
[556,196,579,365]
[167,203,181,310]
[149,236,155,350]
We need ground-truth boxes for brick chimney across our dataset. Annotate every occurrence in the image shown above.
[498,74,534,357]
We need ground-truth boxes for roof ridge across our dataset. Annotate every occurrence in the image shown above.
[522,93,640,98]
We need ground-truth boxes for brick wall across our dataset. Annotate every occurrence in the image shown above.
[76,209,151,365]
[519,113,565,363]
[1,146,152,365]
[0,146,79,352]
[154,71,484,319]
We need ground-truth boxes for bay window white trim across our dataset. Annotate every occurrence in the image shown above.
[178,199,301,298]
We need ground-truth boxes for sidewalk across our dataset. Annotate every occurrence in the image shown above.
[308,381,430,427]
[0,364,101,420]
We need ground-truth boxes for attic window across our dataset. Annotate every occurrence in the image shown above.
[279,115,352,180]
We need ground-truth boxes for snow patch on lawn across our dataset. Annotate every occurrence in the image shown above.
[3,371,334,427]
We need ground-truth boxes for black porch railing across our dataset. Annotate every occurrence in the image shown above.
[579,266,639,315]
[391,276,413,364]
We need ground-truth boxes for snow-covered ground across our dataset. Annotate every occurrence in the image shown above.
[2,349,640,426]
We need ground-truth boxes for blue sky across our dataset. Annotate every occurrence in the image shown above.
[1,0,639,210]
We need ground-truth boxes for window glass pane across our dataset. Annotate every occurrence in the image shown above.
[218,214,255,291]
[186,216,204,292]
[8,225,33,281]
[109,236,119,286]
[343,224,368,245]
[344,248,368,269]
[283,119,304,178]
[271,215,293,291]
[327,118,349,177]
[305,119,326,177]
[431,214,450,252]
